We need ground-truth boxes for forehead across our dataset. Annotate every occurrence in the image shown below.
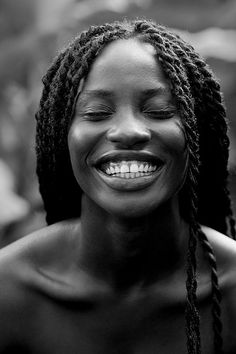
[81,38,171,95]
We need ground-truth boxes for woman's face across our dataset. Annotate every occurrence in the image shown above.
[68,38,188,217]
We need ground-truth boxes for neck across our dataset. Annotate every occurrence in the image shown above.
[78,195,189,290]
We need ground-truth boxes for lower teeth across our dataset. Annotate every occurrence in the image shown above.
[106,172,152,178]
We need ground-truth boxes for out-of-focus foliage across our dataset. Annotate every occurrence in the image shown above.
[0,0,236,245]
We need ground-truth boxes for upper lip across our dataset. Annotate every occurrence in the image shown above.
[93,151,164,167]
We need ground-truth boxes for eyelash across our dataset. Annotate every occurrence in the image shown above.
[83,111,112,121]
[143,109,175,119]
[81,108,175,121]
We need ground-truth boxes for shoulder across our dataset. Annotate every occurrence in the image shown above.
[0,218,81,271]
[0,219,82,343]
[0,219,82,340]
[201,225,236,276]
[0,219,82,291]
[201,225,236,291]
[0,219,83,350]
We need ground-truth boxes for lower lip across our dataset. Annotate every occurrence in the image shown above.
[94,165,164,191]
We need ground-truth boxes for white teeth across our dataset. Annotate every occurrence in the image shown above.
[120,164,129,173]
[115,166,120,173]
[139,164,144,172]
[130,163,139,173]
[101,160,160,178]
[110,166,115,174]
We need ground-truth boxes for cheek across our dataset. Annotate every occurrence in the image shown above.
[170,124,188,172]
[159,120,189,184]
[67,123,95,197]
[67,123,91,187]
[68,121,99,167]
[155,119,187,156]
[169,123,189,186]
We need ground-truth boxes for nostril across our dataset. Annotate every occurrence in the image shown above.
[106,127,151,147]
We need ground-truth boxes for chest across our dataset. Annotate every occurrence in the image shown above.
[26,295,214,354]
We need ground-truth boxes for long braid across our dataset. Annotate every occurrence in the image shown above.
[35,19,236,353]
[198,229,223,354]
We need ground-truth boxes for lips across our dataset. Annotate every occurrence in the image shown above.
[91,151,165,190]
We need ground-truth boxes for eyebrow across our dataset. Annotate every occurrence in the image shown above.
[77,86,171,103]
[140,87,171,100]
[78,89,114,101]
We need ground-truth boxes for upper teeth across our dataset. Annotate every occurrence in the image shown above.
[102,161,157,175]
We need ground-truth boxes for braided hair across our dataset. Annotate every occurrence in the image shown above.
[35,19,236,354]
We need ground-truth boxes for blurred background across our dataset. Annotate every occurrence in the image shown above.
[0,0,236,247]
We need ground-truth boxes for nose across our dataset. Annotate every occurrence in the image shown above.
[106,110,151,148]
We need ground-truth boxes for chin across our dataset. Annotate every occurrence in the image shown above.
[98,193,169,219]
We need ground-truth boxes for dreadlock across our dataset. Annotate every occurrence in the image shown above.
[35,18,236,354]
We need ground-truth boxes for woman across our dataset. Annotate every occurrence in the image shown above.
[0,18,236,354]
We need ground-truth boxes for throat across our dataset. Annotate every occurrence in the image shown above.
[79,199,188,290]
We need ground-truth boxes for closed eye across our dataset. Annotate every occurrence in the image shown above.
[83,111,112,121]
[78,103,114,121]
[143,109,175,119]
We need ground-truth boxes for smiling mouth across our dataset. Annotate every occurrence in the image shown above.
[93,152,165,190]
[98,160,159,179]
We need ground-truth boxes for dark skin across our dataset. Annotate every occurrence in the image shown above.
[0,39,236,354]
[1,222,236,353]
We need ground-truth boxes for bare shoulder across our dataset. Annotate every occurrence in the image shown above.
[0,218,81,268]
[0,218,82,303]
[201,225,236,276]
[201,225,236,293]
[0,218,82,297]
[0,219,81,349]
